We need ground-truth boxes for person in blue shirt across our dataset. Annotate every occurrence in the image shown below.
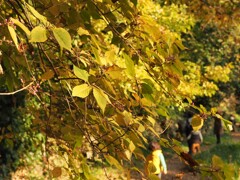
[145,141,167,179]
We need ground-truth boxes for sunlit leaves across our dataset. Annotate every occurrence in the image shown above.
[72,84,92,98]
[204,65,232,83]
[93,88,111,113]
[73,66,89,82]
[29,26,47,42]
[52,28,72,51]
[2,0,227,179]
[77,27,90,36]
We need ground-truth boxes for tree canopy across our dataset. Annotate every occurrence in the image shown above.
[0,0,239,179]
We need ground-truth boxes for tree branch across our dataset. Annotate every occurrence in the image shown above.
[0,82,34,95]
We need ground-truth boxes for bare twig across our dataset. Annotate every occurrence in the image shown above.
[0,82,34,95]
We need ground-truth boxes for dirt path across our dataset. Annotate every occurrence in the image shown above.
[162,153,201,180]
[161,132,240,180]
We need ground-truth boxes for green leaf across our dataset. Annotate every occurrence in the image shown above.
[52,28,72,51]
[73,66,90,82]
[10,18,30,36]
[93,88,111,113]
[156,107,168,117]
[8,25,18,50]
[123,53,135,77]
[141,83,153,94]
[72,84,92,98]
[30,26,48,42]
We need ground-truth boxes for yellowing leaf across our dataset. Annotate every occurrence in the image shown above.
[124,150,132,160]
[93,88,111,113]
[129,141,136,152]
[30,26,48,42]
[115,113,128,126]
[52,167,62,178]
[191,115,204,131]
[8,26,18,50]
[104,154,123,170]
[175,39,186,50]
[123,53,135,77]
[10,18,30,36]
[105,65,124,80]
[73,66,89,82]
[147,116,156,126]
[26,3,48,24]
[77,27,90,36]
[156,107,168,117]
[41,70,54,82]
[212,155,224,168]
[52,28,72,51]
[72,84,92,98]
[91,46,101,64]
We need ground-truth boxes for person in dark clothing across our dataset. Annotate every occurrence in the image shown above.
[214,117,223,144]
[185,118,193,154]
[184,117,203,155]
[187,130,203,155]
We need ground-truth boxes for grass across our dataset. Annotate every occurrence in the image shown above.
[197,132,240,165]
[194,132,240,179]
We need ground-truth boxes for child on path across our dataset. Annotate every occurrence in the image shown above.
[145,141,167,179]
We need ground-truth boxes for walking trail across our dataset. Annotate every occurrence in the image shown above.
[161,132,240,180]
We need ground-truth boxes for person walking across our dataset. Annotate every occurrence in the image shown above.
[145,141,167,179]
[187,130,203,155]
[214,117,223,144]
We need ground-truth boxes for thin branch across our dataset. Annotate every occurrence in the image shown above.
[0,82,34,95]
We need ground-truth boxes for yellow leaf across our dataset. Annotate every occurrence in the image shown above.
[52,28,72,52]
[125,150,132,160]
[191,115,204,131]
[8,26,18,50]
[29,26,48,42]
[10,18,30,36]
[77,27,90,36]
[72,84,92,98]
[93,88,111,113]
